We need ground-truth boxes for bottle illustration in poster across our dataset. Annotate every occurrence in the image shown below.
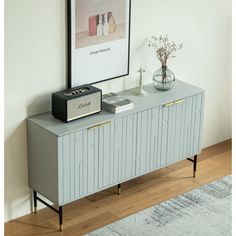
[103,13,110,36]
[97,14,103,36]
[109,13,116,34]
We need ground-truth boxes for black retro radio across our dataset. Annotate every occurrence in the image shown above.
[52,85,102,122]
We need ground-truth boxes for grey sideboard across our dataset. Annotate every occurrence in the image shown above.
[27,80,205,230]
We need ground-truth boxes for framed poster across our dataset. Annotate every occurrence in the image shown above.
[68,0,131,88]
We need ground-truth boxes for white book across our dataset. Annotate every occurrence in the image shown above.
[102,93,134,114]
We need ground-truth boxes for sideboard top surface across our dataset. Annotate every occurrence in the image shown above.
[28,80,204,137]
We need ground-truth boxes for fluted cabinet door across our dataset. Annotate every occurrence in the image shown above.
[106,114,136,186]
[58,114,137,205]
[160,94,204,166]
[87,127,99,194]
[117,114,137,182]
[58,127,100,205]
[98,122,111,189]
[136,107,162,176]
[161,100,184,166]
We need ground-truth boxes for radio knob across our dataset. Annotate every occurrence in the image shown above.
[64,92,73,96]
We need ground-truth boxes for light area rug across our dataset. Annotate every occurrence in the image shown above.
[86,176,232,236]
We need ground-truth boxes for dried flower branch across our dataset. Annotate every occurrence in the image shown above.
[148,35,183,67]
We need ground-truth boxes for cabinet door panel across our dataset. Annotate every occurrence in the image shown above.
[58,133,77,205]
[98,122,112,188]
[149,107,161,171]
[192,94,204,154]
[161,98,188,166]
[59,128,99,204]
[74,128,99,198]
[136,108,160,176]
[113,118,122,183]
[112,114,137,183]
[122,114,137,180]
[136,110,148,175]
[97,115,137,188]
[166,101,184,164]
[59,114,137,204]
[175,101,186,162]
[161,93,204,166]
[166,104,175,164]
[74,130,84,198]
[181,94,204,158]
[160,106,169,166]
[87,128,99,194]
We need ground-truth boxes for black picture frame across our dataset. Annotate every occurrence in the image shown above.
[67,0,131,88]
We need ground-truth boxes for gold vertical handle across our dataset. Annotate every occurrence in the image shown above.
[174,99,184,105]
[163,102,175,107]
[87,121,111,130]
[163,99,184,107]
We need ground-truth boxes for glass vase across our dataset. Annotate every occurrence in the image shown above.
[153,66,175,91]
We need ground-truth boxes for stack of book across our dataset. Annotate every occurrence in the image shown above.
[102,93,134,114]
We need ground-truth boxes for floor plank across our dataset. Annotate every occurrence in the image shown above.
[5,140,232,236]
[112,180,199,218]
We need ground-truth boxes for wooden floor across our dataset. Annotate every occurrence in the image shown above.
[5,140,232,236]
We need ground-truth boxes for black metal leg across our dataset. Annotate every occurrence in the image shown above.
[32,191,64,231]
[59,206,63,231]
[193,155,197,178]
[187,155,198,178]
[33,191,37,214]
[118,184,121,195]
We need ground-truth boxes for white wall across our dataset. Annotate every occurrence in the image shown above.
[5,0,231,221]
